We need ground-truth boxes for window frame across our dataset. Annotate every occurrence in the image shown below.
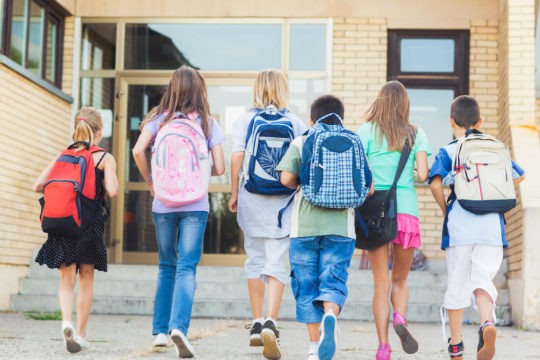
[387,29,470,95]
[1,0,66,88]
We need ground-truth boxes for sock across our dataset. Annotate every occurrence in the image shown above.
[265,317,277,327]
[253,317,264,325]
[308,341,319,353]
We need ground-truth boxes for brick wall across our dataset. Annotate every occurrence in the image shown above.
[0,16,74,266]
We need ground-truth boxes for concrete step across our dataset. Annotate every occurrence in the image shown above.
[10,294,512,325]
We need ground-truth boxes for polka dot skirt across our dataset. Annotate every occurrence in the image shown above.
[36,168,108,272]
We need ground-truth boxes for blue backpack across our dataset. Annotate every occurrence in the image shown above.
[243,107,296,195]
[299,113,371,208]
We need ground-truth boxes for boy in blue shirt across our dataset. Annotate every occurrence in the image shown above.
[429,95,525,360]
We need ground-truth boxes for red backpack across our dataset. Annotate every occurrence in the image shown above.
[40,142,105,237]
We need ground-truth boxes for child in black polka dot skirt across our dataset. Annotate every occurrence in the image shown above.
[33,107,118,354]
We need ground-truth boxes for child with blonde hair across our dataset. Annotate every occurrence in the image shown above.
[34,107,118,353]
[228,69,307,360]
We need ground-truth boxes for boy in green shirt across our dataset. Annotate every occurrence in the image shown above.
[277,95,369,360]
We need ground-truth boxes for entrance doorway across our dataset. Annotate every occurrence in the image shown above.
[111,76,254,266]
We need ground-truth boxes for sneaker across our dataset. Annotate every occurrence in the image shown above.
[74,335,90,350]
[260,319,281,360]
[152,333,169,348]
[376,343,391,360]
[62,321,81,354]
[392,311,418,354]
[307,352,319,360]
[248,321,263,347]
[170,329,195,358]
[318,310,337,360]
[477,321,496,360]
[448,339,464,360]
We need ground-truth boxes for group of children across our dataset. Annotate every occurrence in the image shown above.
[33,66,524,360]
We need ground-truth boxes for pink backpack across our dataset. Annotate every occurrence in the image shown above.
[151,114,210,207]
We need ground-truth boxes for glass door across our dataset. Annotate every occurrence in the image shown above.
[114,76,253,265]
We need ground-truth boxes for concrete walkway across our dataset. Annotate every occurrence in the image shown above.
[0,313,538,359]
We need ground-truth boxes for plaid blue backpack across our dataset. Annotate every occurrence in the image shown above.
[299,113,371,208]
[243,107,296,195]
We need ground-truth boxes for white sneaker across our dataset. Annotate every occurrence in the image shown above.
[62,321,81,354]
[170,329,195,358]
[307,352,319,360]
[152,333,169,348]
[74,335,90,350]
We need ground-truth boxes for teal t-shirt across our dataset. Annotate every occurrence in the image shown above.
[357,122,432,217]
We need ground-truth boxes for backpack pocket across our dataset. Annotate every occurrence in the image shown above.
[41,180,82,236]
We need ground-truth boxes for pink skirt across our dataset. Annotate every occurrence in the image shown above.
[392,213,421,249]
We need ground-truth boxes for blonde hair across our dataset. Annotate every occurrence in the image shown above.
[73,107,103,146]
[140,66,211,138]
[365,80,415,152]
[253,69,289,109]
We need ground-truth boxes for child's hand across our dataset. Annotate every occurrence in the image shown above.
[228,193,238,213]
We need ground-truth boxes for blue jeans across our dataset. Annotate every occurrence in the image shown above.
[152,211,208,335]
[289,235,355,323]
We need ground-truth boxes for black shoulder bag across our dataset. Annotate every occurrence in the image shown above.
[355,132,415,250]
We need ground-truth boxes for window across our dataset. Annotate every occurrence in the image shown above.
[1,0,65,87]
[388,30,469,157]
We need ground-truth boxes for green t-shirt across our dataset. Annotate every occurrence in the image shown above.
[357,122,432,217]
[276,136,355,239]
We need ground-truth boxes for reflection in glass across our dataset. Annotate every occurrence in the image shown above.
[289,24,326,71]
[45,19,57,82]
[206,85,253,184]
[126,84,166,182]
[9,0,27,65]
[123,191,156,252]
[204,193,244,254]
[401,39,455,73]
[289,78,325,122]
[81,24,116,70]
[408,88,454,164]
[27,0,43,76]
[125,23,281,70]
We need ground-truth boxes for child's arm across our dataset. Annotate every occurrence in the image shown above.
[429,175,446,217]
[32,155,60,192]
[228,151,244,213]
[210,144,225,176]
[132,130,154,194]
[415,151,429,182]
[102,154,119,198]
[280,171,298,189]
[514,174,525,185]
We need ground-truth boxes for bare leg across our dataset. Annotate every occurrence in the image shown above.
[448,309,464,345]
[390,246,414,315]
[58,264,77,323]
[323,302,340,316]
[368,244,391,345]
[247,278,265,319]
[307,323,321,342]
[76,264,95,337]
[475,289,494,324]
[266,276,285,320]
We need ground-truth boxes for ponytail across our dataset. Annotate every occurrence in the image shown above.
[72,107,103,146]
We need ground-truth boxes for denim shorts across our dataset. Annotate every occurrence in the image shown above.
[289,235,355,323]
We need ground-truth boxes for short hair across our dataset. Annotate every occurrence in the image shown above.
[450,95,480,128]
[310,95,345,125]
[253,69,289,109]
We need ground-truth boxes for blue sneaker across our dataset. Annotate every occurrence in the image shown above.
[318,310,337,360]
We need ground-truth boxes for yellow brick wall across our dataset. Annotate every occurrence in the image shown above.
[0,16,74,266]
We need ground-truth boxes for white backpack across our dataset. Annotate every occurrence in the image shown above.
[452,130,516,214]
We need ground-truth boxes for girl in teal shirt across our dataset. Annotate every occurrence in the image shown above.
[357,81,431,360]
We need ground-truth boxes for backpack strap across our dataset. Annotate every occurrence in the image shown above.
[390,127,417,190]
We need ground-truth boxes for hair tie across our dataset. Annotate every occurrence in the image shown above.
[79,117,86,122]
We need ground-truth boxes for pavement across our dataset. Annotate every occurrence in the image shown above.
[0,312,539,359]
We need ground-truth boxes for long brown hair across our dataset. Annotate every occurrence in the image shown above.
[140,66,211,138]
[73,107,103,146]
[365,80,415,151]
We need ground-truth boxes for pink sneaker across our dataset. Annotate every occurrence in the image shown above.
[392,311,418,354]
[376,343,391,360]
